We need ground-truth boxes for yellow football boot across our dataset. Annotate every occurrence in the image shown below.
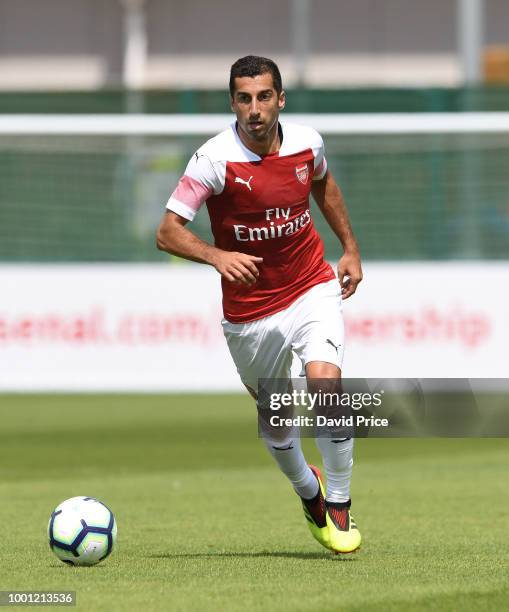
[326,499,361,554]
[300,465,331,551]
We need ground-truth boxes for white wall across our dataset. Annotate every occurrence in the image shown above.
[1,262,506,391]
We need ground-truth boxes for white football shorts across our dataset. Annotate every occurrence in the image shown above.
[222,279,344,392]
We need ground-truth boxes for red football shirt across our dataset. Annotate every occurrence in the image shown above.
[166,121,335,323]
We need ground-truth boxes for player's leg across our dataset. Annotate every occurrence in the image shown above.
[221,316,319,502]
[263,435,319,500]
[306,361,359,553]
[255,385,330,549]
[247,380,332,551]
[292,280,361,553]
[306,361,354,505]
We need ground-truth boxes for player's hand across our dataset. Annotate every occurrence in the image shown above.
[338,251,362,299]
[212,251,263,286]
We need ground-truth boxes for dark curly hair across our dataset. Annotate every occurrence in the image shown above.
[229,55,283,97]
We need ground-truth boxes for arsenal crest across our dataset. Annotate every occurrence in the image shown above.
[295,163,309,185]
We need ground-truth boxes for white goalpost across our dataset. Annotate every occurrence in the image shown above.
[1,112,509,134]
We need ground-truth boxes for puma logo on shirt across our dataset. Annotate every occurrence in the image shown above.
[235,175,254,191]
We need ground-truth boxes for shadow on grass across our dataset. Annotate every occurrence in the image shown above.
[148,551,357,561]
[48,563,107,569]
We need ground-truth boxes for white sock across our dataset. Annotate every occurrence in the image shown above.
[263,436,319,500]
[315,437,354,503]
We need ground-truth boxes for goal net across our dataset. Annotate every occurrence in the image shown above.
[1,113,508,262]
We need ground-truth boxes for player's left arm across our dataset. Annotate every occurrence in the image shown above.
[311,170,362,299]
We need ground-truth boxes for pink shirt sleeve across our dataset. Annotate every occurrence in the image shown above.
[166,151,223,221]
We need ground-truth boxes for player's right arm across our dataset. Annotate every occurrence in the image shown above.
[156,212,262,286]
[157,147,261,286]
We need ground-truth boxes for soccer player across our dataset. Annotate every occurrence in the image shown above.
[156,56,363,554]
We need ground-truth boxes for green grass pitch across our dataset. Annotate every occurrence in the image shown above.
[0,394,508,611]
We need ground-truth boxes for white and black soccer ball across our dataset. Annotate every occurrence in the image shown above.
[48,496,117,566]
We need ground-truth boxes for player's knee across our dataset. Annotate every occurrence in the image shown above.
[306,361,341,381]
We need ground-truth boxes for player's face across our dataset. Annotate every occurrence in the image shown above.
[231,73,285,143]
